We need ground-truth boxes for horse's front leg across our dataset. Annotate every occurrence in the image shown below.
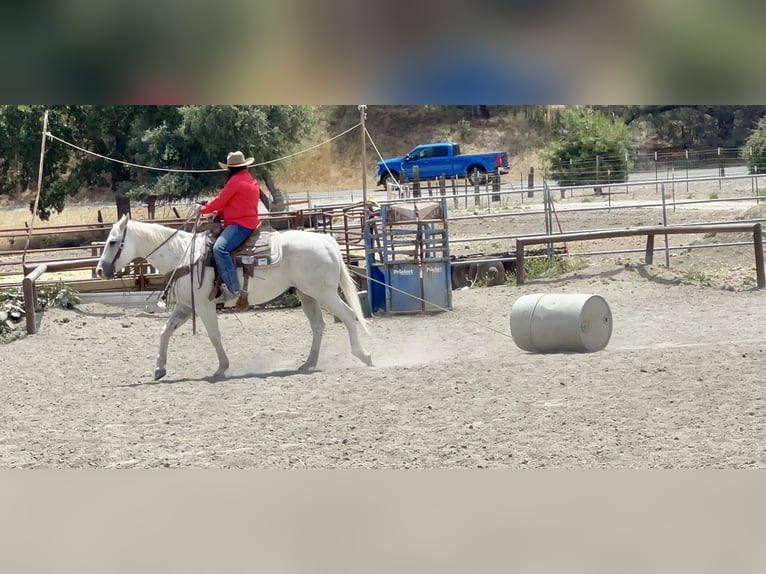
[155,304,192,380]
[196,304,230,378]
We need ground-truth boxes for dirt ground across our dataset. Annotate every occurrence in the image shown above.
[2,178,766,468]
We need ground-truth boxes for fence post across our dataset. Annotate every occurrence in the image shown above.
[23,263,47,335]
[645,234,655,264]
[399,172,408,199]
[412,166,421,198]
[718,147,723,190]
[527,167,534,198]
[491,168,501,202]
[754,223,765,288]
[515,240,526,284]
[439,175,446,197]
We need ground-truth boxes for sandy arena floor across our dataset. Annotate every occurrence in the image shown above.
[2,177,766,468]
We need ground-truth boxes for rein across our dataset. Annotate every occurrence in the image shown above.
[157,211,204,335]
[144,226,184,260]
[189,213,200,335]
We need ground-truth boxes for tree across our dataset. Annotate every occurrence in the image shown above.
[544,107,630,188]
[594,105,766,150]
[129,105,313,209]
[66,106,186,218]
[0,105,80,220]
[742,117,766,174]
[0,105,314,219]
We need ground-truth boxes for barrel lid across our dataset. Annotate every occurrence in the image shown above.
[578,295,613,351]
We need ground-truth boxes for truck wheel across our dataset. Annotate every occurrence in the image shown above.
[467,166,487,186]
[381,172,399,188]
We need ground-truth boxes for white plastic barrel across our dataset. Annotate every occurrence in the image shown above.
[510,293,613,353]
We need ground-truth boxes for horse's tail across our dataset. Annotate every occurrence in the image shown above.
[326,235,370,335]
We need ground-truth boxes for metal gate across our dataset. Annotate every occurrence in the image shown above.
[364,198,452,314]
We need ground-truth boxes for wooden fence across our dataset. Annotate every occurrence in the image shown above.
[515,223,765,288]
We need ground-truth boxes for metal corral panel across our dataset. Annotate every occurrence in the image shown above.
[364,198,452,315]
[386,263,422,313]
[422,261,452,312]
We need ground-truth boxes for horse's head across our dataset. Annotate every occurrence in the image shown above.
[95,214,135,279]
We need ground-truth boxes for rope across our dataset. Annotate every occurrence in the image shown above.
[44,122,361,174]
[364,126,403,190]
[151,206,202,310]
[189,212,200,335]
[360,269,514,340]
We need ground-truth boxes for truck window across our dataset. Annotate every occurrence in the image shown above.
[431,146,449,158]
[452,144,461,156]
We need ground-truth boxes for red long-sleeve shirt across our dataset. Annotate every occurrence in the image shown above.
[200,170,261,229]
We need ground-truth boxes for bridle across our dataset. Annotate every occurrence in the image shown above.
[106,222,130,277]
[106,220,185,278]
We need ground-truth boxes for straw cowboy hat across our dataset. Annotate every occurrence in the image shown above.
[219,150,255,169]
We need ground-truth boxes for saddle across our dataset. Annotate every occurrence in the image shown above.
[203,223,283,309]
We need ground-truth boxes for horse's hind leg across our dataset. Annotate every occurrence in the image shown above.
[320,291,373,367]
[155,304,192,380]
[297,290,325,371]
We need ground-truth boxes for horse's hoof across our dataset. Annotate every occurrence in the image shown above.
[154,368,166,380]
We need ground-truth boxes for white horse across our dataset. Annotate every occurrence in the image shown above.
[95,215,372,380]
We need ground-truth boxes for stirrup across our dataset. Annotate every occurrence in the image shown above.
[213,285,239,304]
[235,290,249,310]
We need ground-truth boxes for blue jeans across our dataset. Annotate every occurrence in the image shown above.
[212,224,253,292]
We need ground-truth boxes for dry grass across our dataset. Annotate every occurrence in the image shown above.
[0,107,542,228]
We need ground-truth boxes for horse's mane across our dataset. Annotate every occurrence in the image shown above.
[127,219,191,244]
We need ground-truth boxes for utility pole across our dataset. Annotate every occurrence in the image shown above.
[359,104,368,216]
[25,109,49,260]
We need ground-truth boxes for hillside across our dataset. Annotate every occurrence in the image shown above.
[273,105,551,193]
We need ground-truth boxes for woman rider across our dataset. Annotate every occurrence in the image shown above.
[194,151,261,303]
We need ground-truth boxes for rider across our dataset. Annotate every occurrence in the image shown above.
[195,150,261,303]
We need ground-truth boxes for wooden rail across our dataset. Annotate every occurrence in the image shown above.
[515,223,765,288]
[20,257,169,334]
[22,258,98,334]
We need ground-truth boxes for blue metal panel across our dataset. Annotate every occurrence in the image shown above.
[386,263,422,313]
[364,198,452,315]
[422,261,452,312]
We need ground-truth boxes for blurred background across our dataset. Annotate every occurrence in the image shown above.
[2,0,765,103]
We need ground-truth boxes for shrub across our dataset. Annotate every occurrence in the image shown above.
[0,281,79,340]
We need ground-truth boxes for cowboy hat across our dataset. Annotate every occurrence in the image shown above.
[219,150,255,169]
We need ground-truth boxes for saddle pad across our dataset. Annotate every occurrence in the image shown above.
[237,230,283,268]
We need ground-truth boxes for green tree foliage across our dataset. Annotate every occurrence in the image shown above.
[595,105,766,149]
[0,105,313,219]
[742,117,766,174]
[544,107,630,187]
[136,105,312,199]
[0,106,80,220]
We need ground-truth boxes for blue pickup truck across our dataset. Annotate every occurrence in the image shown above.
[376,142,509,187]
